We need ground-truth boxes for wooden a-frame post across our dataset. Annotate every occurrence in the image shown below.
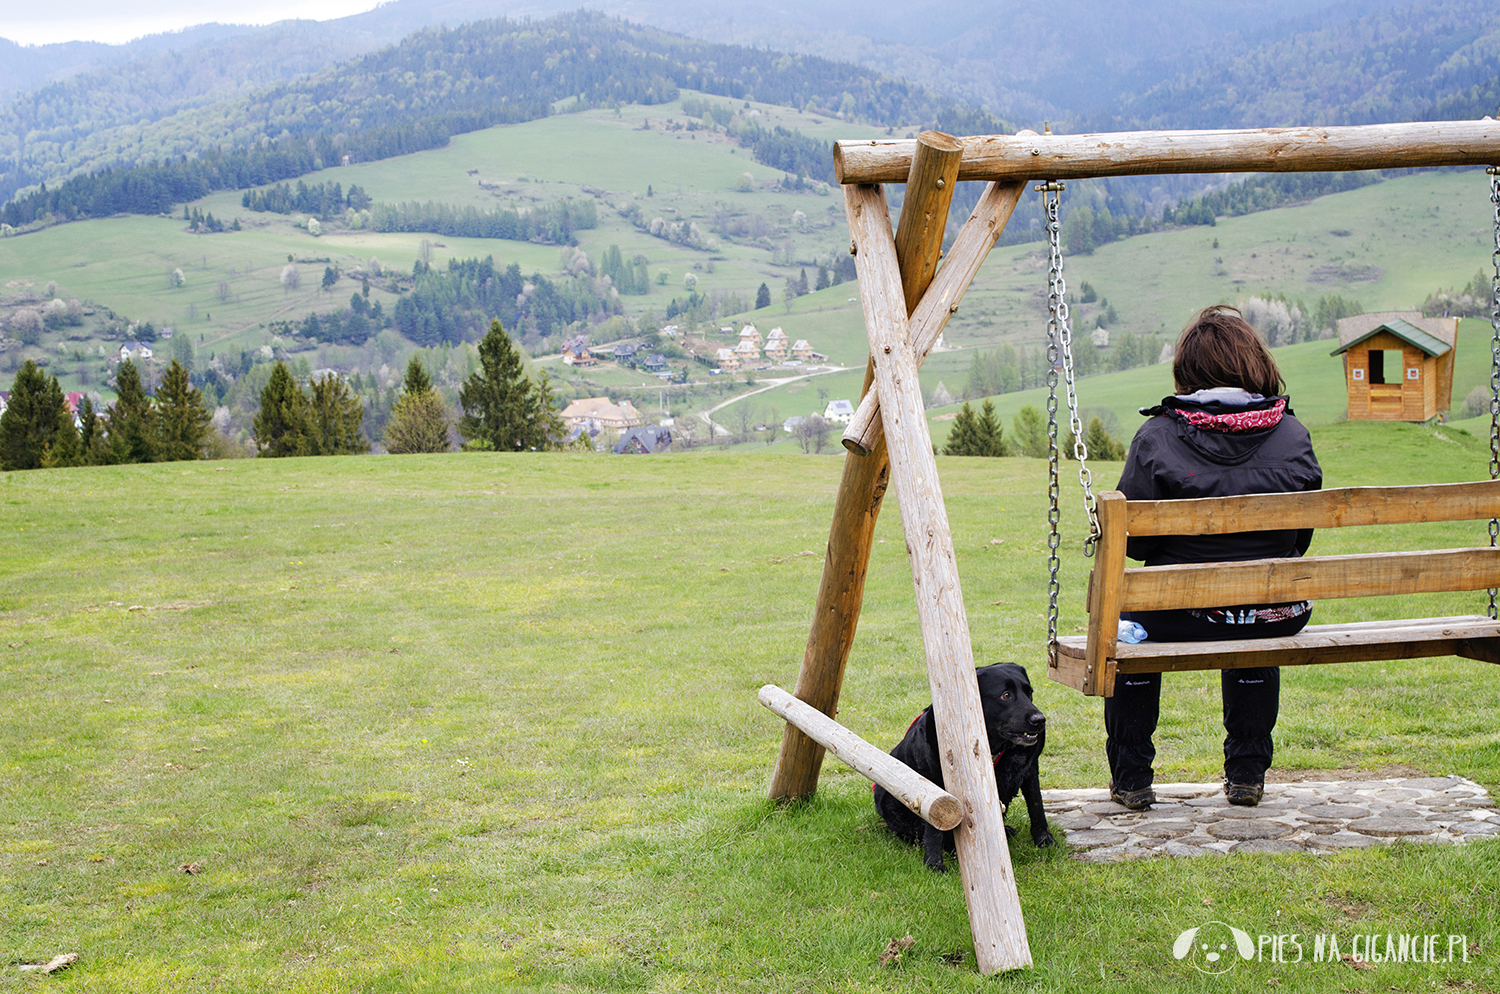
[768,131,1033,973]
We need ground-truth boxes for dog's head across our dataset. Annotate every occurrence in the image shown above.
[974,663,1046,753]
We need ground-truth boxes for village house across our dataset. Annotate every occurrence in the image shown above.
[763,327,789,361]
[715,348,740,371]
[738,324,762,347]
[641,354,667,374]
[561,335,597,367]
[119,341,153,362]
[792,339,815,361]
[733,340,761,365]
[613,342,639,366]
[823,399,855,424]
[613,425,673,454]
[558,396,643,430]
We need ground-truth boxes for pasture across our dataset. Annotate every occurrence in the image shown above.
[2,422,1498,991]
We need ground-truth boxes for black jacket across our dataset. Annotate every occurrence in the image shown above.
[1116,395,1322,566]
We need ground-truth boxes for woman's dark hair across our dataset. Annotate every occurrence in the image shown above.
[1172,306,1285,397]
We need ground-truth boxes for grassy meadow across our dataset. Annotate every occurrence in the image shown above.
[2,420,1499,991]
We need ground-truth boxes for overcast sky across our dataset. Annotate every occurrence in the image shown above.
[0,0,386,46]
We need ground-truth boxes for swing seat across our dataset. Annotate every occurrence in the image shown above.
[1049,481,1500,696]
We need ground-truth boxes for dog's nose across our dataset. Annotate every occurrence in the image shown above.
[1028,712,1046,728]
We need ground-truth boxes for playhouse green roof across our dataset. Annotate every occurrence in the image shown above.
[1330,318,1452,358]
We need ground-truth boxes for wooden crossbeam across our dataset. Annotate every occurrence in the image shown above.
[758,684,962,830]
[835,120,1500,184]
[845,180,1029,973]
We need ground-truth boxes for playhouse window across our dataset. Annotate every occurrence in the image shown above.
[1368,350,1404,384]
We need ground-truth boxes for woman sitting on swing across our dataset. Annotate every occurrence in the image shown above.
[1107,306,1322,810]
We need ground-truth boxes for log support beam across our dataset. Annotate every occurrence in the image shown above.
[835,120,1500,185]
[767,132,964,802]
[759,684,962,830]
[844,180,1029,972]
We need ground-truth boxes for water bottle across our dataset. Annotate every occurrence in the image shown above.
[1117,620,1148,644]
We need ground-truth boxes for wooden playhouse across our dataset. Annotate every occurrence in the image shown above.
[1331,311,1457,421]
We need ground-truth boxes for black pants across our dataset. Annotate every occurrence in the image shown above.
[1103,607,1310,790]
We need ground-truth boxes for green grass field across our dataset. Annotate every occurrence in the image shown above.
[2,421,1498,991]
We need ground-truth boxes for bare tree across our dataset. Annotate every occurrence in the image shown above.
[732,404,753,444]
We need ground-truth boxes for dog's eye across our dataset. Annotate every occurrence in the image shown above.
[1001,692,1011,700]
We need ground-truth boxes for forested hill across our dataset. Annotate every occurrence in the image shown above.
[0,11,1003,206]
[1102,0,1500,129]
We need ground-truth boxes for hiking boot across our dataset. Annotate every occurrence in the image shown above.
[1109,783,1156,810]
[1224,781,1264,806]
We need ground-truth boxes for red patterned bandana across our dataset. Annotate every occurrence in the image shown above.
[1175,397,1286,433]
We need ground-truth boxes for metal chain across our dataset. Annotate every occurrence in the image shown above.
[1042,185,1101,554]
[1487,166,1499,619]
[1039,180,1102,654]
[1042,184,1064,650]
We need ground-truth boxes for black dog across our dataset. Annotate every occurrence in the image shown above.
[873,663,1053,871]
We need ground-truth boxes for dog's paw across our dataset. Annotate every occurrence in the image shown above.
[1033,830,1055,848]
[924,857,948,873]
[1004,824,1018,838]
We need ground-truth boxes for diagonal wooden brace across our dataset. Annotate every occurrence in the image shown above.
[767,132,964,803]
[842,178,1026,456]
[844,181,1030,973]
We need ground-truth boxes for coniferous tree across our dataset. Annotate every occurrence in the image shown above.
[78,394,108,464]
[1083,416,1127,460]
[1011,405,1049,459]
[253,362,312,457]
[943,400,1006,457]
[755,282,771,309]
[384,356,451,454]
[108,359,156,464]
[308,374,370,455]
[155,359,212,461]
[0,360,77,470]
[458,320,561,452]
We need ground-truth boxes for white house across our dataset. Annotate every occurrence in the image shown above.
[119,342,153,362]
[823,399,855,424]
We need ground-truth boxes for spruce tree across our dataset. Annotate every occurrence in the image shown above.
[78,394,108,465]
[253,362,312,457]
[0,360,77,470]
[155,359,212,461]
[458,320,560,452]
[108,359,156,464]
[308,374,370,455]
[943,402,980,457]
[943,400,1006,457]
[385,357,450,454]
[1083,416,1127,460]
[1011,405,1048,459]
[755,282,771,309]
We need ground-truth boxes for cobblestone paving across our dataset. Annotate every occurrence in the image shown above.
[1042,776,1500,861]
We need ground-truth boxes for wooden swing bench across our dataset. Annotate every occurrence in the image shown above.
[1050,480,1500,697]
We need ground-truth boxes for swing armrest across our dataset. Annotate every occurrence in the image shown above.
[1078,491,1128,696]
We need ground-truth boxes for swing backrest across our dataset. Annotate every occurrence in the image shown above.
[1066,480,1500,695]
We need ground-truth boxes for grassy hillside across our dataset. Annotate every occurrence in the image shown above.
[1,433,1497,990]
[3,108,1496,448]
